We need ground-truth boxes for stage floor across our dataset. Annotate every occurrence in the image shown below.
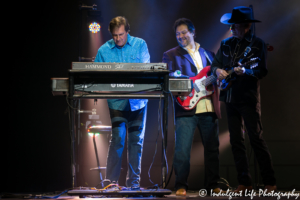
[1,190,300,200]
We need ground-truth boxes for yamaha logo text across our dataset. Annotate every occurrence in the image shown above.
[111,84,134,88]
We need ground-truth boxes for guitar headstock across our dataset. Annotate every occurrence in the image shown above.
[250,63,258,69]
[243,57,260,69]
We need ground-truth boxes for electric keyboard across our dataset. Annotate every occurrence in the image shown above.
[51,62,192,98]
[51,77,192,96]
[71,62,167,70]
[54,62,178,188]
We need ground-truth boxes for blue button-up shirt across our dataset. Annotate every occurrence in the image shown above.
[94,34,150,111]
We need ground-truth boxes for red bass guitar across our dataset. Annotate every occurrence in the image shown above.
[175,66,217,110]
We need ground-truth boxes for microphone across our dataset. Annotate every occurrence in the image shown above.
[239,47,251,65]
[244,47,251,56]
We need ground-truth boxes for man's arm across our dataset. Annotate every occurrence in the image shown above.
[94,48,104,62]
[211,44,229,80]
[162,52,175,76]
[140,40,150,63]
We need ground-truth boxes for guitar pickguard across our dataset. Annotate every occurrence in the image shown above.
[175,66,217,110]
[177,76,214,110]
[190,77,214,107]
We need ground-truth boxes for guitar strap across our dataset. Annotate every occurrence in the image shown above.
[203,50,213,64]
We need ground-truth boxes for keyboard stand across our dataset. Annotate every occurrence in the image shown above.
[68,69,170,190]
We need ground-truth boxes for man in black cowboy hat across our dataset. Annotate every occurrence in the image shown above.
[211,6,277,194]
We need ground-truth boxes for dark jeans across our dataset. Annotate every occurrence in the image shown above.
[173,112,220,190]
[106,105,147,187]
[226,102,276,186]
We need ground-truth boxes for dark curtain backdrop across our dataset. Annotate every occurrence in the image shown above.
[2,0,300,193]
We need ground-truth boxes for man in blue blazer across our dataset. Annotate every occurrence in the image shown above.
[162,18,222,196]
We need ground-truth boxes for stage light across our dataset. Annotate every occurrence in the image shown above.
[87,125,111,136]
[89,22,101,33]
[88,132,100,137]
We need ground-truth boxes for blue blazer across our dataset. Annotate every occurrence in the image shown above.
[162,46,221,118]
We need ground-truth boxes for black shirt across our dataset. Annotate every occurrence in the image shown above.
[211,31,268,104]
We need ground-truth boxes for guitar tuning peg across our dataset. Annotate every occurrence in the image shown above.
[250,63,258,69]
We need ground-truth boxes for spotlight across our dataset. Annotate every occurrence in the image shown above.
[89,22,101,33]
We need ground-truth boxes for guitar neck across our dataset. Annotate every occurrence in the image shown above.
[203,75,217,86]
[200,58,259,87]
[227,58,259,75]
[227,58,260,73]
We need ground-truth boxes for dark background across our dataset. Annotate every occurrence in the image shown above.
[2,0,300,193]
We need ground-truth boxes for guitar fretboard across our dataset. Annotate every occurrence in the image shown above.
[202,75,217,86]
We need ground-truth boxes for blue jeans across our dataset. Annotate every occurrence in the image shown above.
[173,112,220,190]
[105,105,147,187]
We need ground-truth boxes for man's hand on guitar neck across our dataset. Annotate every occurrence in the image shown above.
[216,68,229,80]
[216,66,245,80]
[234,66,245,76]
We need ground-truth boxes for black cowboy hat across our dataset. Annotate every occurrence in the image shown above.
[220,6,261,25]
